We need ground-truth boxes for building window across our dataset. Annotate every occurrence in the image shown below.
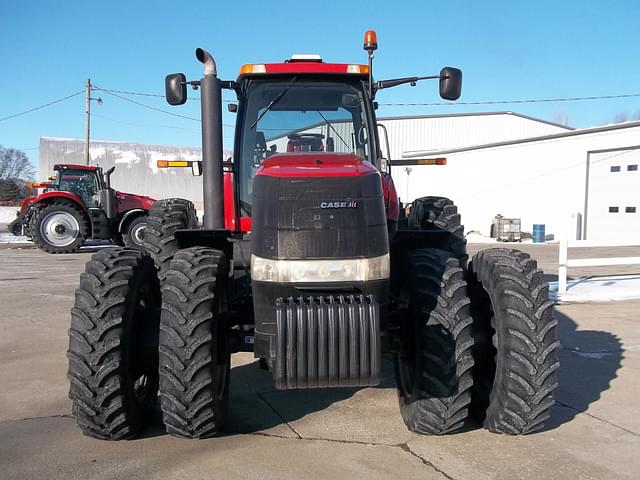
[610,165,621,172]
[609,206,619,213]
[628,164,638,172]
[626,207,637,213]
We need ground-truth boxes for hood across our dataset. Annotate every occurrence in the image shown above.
[255,153,378,178]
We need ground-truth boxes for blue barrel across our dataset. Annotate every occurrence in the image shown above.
[532,224,545,243]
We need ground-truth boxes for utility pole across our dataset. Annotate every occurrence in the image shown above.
[84,78,91,165]
[83,79,102,166]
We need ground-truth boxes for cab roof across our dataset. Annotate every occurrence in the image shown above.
[237,60,369,80]
[53,164,99,172]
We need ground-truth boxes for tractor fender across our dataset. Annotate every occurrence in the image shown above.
[30,191,87,211]
[28,193,92,237]
[118,208,147,233]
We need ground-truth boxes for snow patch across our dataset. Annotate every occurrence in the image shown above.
[0,233,31,244]
[0,206,20,224]
[550,275,640,303]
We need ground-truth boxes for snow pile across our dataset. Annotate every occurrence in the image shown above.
[0,206,20,224]
[0,233,31,244]
[549,275,640,303]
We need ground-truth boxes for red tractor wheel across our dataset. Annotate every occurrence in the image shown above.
[32,202,88,254]
[122,215,148,249]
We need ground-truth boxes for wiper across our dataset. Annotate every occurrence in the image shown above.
[316,110,350,150]
[250,76,297,130]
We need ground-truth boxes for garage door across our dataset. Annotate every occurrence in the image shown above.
[586,147,640,241]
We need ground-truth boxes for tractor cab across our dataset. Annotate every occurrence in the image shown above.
[234,58,378,217]
[52,164,102,207]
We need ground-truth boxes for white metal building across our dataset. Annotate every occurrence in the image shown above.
[40,112,640,242]
[392,115,640,242]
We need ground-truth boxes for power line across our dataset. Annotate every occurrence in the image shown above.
[91,112,201,132]
[380,92,640,107]
[93,86,235,102]
[94,85,236,128]
[0,91,83,123]
[96,87,201,122]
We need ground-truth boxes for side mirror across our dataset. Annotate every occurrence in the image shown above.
[165,73,187,105]
[439,67,462,101]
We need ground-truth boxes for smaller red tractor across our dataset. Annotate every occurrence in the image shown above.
[8,164,156,253]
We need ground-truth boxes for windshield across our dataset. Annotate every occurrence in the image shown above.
[57,169,99,207]
[237,79,372,215]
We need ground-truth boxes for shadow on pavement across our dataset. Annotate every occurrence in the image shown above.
[137,357,399,440]
[539,309,623,432]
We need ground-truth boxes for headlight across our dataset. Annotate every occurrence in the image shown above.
[250,254,390,283]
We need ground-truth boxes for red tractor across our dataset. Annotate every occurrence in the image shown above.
[10,163,155,253]
[67,32,558,440]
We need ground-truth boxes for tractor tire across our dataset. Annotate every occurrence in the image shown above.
[122,215,148,249]
[9,218,23,236]
[467,248,559,434]
[67,248,161,440]
[31,202,88,253]
[394,249,475,435]
[407,196,467,267]
[142,198,197,279]
[159,247,230,438]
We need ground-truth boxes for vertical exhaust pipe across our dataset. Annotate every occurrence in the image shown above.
[196,48,224,229]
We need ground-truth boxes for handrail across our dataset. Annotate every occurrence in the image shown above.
[558,239,640,294]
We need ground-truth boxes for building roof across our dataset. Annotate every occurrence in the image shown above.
[402,120,640,158]
[378,111,574,131]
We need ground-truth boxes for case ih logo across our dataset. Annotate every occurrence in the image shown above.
[319,200,358,209]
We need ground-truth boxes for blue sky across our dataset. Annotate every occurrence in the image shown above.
[1,0,639,169]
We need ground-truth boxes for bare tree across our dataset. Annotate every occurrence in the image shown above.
[0,145,35,181]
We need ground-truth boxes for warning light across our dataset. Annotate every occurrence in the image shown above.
[363,30,378,52]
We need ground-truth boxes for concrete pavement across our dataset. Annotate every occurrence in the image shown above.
[0,246,639,479]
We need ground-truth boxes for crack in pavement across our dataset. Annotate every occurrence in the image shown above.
[249,393,456,479]
[400,443,457,480]
[0,413,71,425]
[245,430,456,479]
[555,401,639,437]
[254,391,303,439]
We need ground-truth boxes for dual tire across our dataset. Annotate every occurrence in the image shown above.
[68,199,229,440]
[395,196,559,435]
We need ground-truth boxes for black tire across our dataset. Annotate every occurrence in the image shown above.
[159,247,230,438]
[67,248,161,440]
[142,198,197,278]
[467,248,559,434]
[407,196,467,267]
[32,202,88,253]
[9,218,23,236]
[122,215,148,249]
[394,249,475,435]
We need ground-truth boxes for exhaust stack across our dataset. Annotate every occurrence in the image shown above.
[196,48,224,229]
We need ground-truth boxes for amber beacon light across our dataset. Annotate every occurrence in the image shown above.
[363,30,378,52]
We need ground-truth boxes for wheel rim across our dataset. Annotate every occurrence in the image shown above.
[130,282,158,407]
[215,295,229,401]
[40,211,80,247]
[130,222,146,246]
[395,311,417,399]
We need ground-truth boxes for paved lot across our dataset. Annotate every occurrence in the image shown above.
[1,245,639,479]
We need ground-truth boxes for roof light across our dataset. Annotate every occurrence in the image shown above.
[290,54,322,62]
[347,64,369,74]
[415,157,447,166]
[239,64,266,75]
[363,30,378,52]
